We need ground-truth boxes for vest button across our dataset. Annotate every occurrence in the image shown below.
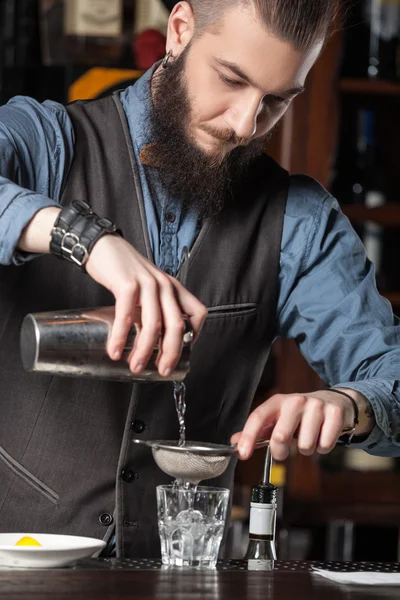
[132,420,146,434]
[121,468,137,483]
[99,513,113,526]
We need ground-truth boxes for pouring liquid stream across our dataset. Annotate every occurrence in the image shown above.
[173,381,197,510]
[173,381,187,448]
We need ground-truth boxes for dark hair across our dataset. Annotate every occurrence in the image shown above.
[187,0,346,49]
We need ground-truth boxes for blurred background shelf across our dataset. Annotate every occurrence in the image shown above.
[339,78,400,96]
[384,292,400,306]
[342,203,400,227]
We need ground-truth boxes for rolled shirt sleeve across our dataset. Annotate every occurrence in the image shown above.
[278,175,400,456]
[0,96,74,264]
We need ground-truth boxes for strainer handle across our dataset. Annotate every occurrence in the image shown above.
[231,438,270,451]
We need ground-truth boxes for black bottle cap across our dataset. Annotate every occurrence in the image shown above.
[251,482,277,504]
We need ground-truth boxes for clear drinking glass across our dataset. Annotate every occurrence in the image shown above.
[157,485,230,568]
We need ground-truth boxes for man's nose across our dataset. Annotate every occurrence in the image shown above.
[225,95,264,141]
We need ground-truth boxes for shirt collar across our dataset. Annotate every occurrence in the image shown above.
[121,62,160,155]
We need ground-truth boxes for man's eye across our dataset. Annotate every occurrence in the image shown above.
[218,73,242,87]
[265,94,291,105]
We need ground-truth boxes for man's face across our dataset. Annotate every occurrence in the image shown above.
[150,3,323,216]
[179,4,323,158]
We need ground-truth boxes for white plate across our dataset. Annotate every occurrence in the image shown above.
[0,533,106,568]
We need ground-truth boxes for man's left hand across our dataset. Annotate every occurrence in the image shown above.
[231,389,375,462]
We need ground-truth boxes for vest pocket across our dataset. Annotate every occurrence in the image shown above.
[0,445,59,506]
[206,303,258,319]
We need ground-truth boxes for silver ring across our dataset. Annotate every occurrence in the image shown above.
[162,50,172,69]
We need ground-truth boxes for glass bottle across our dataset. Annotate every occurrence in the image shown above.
[359,110,386,286]
[365,0,400,80]
[341,0,400,81]
[341,0,370,78]
[134,0,169,36]
[63,0,124,66]
[244,447,277,571]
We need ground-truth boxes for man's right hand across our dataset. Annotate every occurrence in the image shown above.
[86,233,207,377]
[17,206,207,377]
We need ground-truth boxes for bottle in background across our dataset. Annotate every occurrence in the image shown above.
[15,0,42,67]
[64,0,124,66]
[365,0,400,80]
[341,0,370,78]
[0,1,47,103]
[331,108,373,205]
[134,0,169,36]
[0,1,17,69]
[341,0,400,80]
[332,108,388,289]
[359,110,387,286]
[40,0,134,67]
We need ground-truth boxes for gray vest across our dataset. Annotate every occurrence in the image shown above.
[0,93,288,557]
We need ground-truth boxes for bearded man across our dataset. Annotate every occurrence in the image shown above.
[0,0,399,558]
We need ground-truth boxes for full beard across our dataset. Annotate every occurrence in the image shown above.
[149,48,272,217]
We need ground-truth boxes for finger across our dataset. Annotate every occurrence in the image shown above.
[108,284,139,359]
[156,276,186,377]
[129,277,162,374]
[231,423,274,459]
[269,395,306,461]
[317,403,346,454]
[171,278,208,340]
[236,395,283,460]
[296,397,324,456]
[258,422,275,440]
[230,432,242,445]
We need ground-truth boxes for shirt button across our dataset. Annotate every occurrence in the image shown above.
[164,267,174,276]
[132,420,146,434]
[121,468,137,483]
[166,212,176,223]
[99,513,113,526]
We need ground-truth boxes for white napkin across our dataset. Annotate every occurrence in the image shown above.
[312,568,400,586]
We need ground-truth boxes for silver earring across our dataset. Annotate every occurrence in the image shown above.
[162,50,172,69]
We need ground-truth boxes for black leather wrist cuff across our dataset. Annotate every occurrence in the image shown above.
[50,200,92,259]
[50,201,120,271]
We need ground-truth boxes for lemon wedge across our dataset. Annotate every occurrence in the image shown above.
[15,536,42,547]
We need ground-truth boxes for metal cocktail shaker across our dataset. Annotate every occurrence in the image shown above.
[20,306,193,382]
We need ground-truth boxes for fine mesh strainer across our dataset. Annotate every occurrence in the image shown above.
[132,439,270,484]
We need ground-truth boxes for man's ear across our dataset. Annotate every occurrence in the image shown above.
[165,1,195,58]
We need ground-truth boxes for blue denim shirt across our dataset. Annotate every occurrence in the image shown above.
[0,67,399,457]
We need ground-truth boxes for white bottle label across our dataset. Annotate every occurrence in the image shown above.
[65,0,122,38]
[249,503,276,537]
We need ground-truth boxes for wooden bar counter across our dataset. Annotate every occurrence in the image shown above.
[0,559,399,599]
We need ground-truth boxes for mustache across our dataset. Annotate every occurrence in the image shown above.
[199,124,251,146]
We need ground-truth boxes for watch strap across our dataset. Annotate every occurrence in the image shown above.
[327,388,359,446]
